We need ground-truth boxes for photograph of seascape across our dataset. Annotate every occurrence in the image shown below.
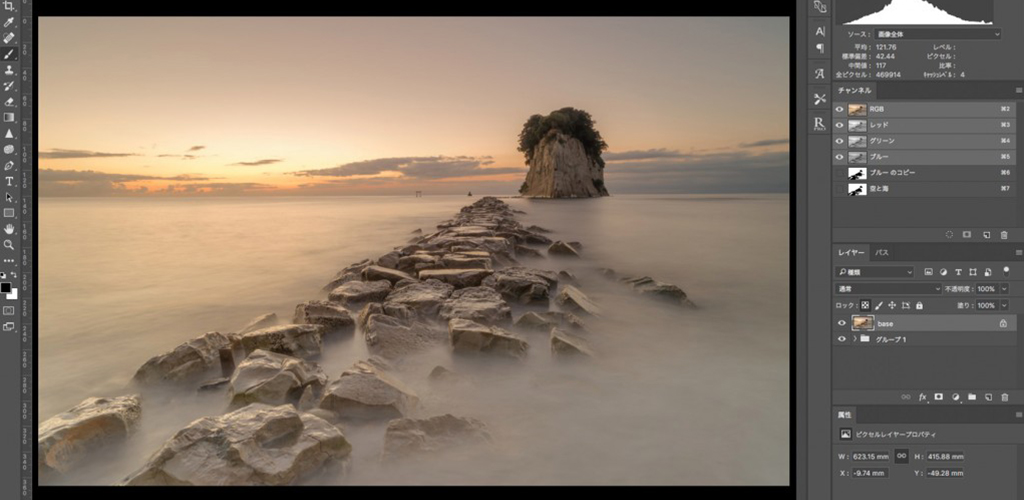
[38,17,789,486]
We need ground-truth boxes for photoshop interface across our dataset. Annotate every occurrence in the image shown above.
[802,0,1024,498]
[7,2,1024,498]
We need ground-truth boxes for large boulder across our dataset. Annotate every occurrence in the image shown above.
[417,268,492,289]
[620,276,697,307]
[514,311,559,332]
[321,272,361,293]
[238,324,324,359]
[356,302,383,331]
[439,286,511,325]
[39,395,142,478]
[495,231,523,245]
[472,237,515,257]
[522,232,552,245]
[229,350,328,409]
[555,285,603,317]
[400,243,425,254]
[122,404,350,486]
[132,332,232,386]
[393,277,420,290]
[428,365,460,384]
[322,259,373,291]
[514,311,586,332]
[453,250,491,260]
[382,279,454,318]
[555,311,587,330]
[550,328,595,359]
[547,240,580,257]
[238,313,279,335]
[397,253,440,274]
[328,279,392,305]
[319,360,418,421]
[514,245,543,258]
[382,414,491,462]
[376,251,402,269]
[480,267,559,305]
[440,253,492,270]
[445,225,495,237]
[447,318,529,360]
[362,265,415,285]
[292,300,355,335]
[298,385,318,411]
[433,236,514,261]
[363,313,447,359]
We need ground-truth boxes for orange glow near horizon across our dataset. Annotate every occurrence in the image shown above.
[40,17,789,196]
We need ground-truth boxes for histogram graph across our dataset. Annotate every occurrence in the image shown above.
[839,0,995,25]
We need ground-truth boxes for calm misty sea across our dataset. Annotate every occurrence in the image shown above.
[39,194,789,485]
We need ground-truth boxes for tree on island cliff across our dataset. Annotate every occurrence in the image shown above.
[517,107,608,169]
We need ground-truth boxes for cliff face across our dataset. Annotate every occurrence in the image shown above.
[521,130,609,198]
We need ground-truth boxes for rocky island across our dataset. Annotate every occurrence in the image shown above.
[518,107,610,198]
[38,196,695,485]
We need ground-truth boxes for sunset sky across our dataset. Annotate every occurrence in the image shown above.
[39,17,789,196]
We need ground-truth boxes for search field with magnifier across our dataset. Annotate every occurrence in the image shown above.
[834,266,915,278]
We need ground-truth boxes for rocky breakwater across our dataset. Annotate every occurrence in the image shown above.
[39,195,697,485]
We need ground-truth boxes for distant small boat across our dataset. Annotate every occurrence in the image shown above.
[467,191,473,196]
